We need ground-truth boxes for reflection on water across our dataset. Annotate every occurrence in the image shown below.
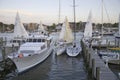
[12,52,88,80]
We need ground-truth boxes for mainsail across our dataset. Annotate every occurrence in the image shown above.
[59,17,74,43]
[13,12,28,38]
[84,11,92,38]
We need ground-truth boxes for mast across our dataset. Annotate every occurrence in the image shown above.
[73,0,76,41]
[118,14,120,35]
[58,0,61,24]
[101,0,103,37]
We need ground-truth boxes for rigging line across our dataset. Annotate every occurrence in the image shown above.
[103,2,111,23]
[101,0,104,37]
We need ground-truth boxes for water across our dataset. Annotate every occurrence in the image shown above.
[11,53,88,80]
[0,49,2,61]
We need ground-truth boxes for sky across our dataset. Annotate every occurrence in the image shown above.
[0,0,120,25]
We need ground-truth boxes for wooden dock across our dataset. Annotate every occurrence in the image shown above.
[81,40,119,80]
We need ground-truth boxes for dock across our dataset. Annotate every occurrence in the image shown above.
[81,40,119,80]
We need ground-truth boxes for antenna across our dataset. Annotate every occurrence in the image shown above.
[58,0,61,24]
[101,0,103,37]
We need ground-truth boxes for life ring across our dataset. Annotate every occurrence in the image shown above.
[18,53,23,58]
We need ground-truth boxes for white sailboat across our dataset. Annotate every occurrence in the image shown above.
[83,11,93,40]
[30,21,47,35]
[8,29,53,73]
[13,12,28,38]
[6,12,28,47]
[66,0,82,57]
[55,17,73,56]
[82,10,93,47]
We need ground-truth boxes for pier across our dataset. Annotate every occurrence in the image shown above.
[81,40,119,80]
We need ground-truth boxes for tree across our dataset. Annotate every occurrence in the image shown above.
[0,22,3,32]
[112,23,118,27]
[51,23,56,30]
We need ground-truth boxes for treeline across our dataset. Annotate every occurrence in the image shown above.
[49,21,119,32]
[0,21,119,33]
[0,22,14,32]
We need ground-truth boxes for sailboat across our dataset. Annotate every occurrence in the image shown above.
[66,0,82,57]
[30,21,47,35]
[83,11,93,40]
[55,17,74,56]
[6,12,28,47]
[82,10,94,48]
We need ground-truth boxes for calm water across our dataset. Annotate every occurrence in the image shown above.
[11,52,88,80]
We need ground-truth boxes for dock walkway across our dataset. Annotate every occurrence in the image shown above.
[81,40,119,80]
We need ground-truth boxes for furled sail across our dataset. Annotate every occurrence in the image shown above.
[13,12,28,38]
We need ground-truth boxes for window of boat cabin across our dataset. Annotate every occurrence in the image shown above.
[38,39,41,42]
[41,45,45,50]
[22,40,25,43]
[17,40,20,43]
[13,40,17,43]
[42,39,45,42]
[33,39,37,42]
[27,39,32,42]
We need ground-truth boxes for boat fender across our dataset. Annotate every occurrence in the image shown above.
[18,53,23,58]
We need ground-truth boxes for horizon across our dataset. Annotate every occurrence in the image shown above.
[0,0,120,25]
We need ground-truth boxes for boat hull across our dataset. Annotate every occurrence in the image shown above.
[56,47,66,56]
[66,41,82,57]
[66,46,81,57]
[9,47,53,73]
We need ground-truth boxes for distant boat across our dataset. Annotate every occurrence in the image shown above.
[109,14,120,50]
[98,50,119,63]
[6,12,28,47]
[91,0,113,48]
[55,17,74,56]
[66,0,82,57]
[30,21,48,36]
[8,29,53,73]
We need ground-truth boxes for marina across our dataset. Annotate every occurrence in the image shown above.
[0,0,120,80]
[0,32,120,80]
